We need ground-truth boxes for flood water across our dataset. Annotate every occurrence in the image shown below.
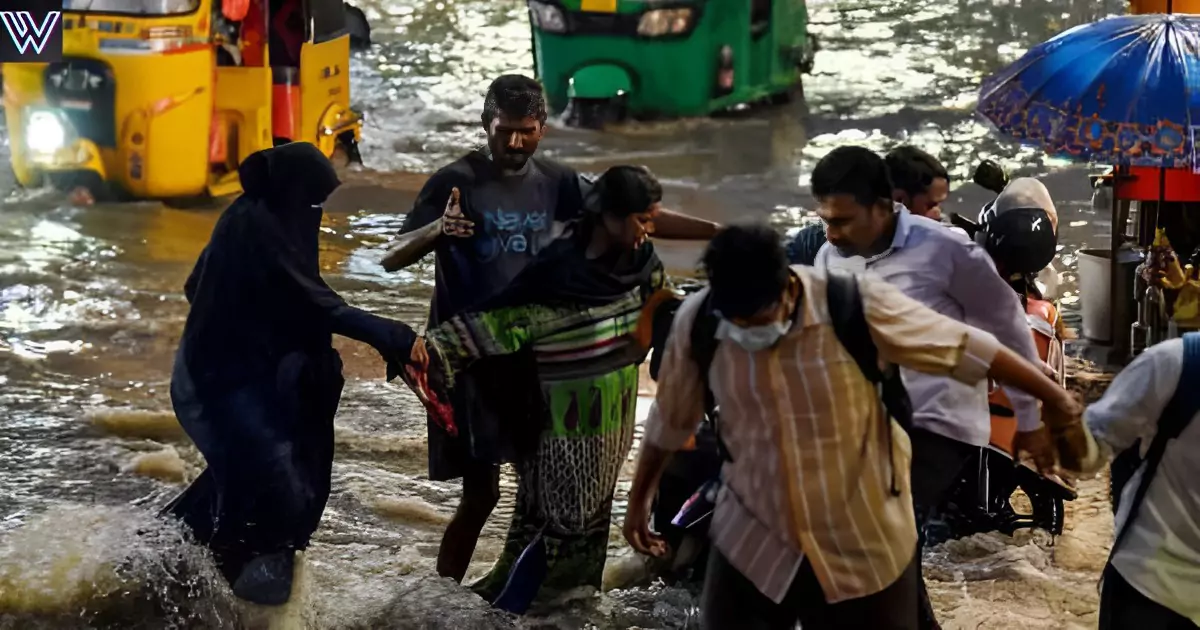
[0,0,1129,628]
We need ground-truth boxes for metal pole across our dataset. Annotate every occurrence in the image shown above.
[1110,168,1129,363]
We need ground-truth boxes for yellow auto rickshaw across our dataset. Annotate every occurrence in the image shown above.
[2,0,368,201]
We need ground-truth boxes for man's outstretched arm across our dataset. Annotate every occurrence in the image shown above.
[654,208,721,240]
[381,185,472,272]
[381,220,441,272]
[860,274,1099,475]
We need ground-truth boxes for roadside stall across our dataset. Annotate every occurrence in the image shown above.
[976,11,1200,364]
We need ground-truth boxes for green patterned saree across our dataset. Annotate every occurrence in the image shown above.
[419,240,664,602]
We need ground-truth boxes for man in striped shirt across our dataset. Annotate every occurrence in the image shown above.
[623,224,1089,629]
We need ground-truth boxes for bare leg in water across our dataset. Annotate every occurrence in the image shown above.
[437,462,501,582]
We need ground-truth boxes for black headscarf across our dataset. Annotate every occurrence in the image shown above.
[236,141,341,273]
[180,143,406,391]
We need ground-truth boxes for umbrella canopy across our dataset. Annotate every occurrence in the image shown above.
[977,14,1200,169]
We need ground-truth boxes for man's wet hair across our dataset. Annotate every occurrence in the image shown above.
[482,74,548,127]
[886,145,949,197]
[590,166,662,217]
[702,222,790,320]
[811,146,893,210]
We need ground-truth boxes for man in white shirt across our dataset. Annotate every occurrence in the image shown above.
[1087,335,1200,630]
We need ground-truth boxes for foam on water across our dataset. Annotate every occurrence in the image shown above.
[121,447,189,484]
[88,408,187,442]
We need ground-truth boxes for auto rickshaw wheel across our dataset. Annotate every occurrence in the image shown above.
[565,97,627,130]
[768,89,794,106]
[47,171,118,205]
[796,34,819,74]
[332,131,363,168]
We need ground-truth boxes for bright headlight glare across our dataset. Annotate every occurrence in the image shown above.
[528,1,567,33]
[26,111,67,154]
[637,8,693,37]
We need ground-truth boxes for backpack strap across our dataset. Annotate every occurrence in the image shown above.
[689,292,731,461]
[1110,332,1200,556]
[825,269,914,433]
[826,269,882,382]
[825,268,915,495]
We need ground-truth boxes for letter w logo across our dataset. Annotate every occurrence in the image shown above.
[0,11,61,55]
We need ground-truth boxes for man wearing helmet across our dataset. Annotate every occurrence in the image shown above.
[974,176,1062,300]
[944,177,1077,541]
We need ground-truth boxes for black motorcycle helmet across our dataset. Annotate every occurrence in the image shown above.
[977,205,1057,275]
[975,173,1059,279]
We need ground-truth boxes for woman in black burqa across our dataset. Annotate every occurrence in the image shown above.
[163,142,417,605]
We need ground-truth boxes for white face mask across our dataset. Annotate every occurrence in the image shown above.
[715,318,791,352]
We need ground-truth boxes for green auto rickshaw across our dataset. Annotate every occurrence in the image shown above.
[527,0,816,126]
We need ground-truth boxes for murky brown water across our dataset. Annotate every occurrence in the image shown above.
[0,0,1130,628]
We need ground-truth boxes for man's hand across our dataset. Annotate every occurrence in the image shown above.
[441,187,473,237]
[1040,393,1104,475]
[1040,360,1058,380]
[1050,419,1104,476]
[622,493,668,558]
[1014,426,1055,475]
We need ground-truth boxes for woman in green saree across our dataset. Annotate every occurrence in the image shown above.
[402,166,667,609]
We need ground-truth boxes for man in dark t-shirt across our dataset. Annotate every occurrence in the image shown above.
[382,74,720,584]
[392,148,583,326]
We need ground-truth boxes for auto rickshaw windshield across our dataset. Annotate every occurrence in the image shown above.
[62,0,200,16]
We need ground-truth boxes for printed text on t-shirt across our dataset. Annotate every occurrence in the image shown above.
[477,208,549,261]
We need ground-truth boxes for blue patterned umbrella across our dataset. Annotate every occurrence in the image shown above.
[977,14,1200,169]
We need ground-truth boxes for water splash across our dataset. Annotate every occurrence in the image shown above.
[0,505,239,629]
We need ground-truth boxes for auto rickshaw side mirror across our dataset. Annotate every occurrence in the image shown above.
[222,0,250,22]
[949,213,982,240]
[972,159,1009,194]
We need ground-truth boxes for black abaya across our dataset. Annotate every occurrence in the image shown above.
[164,143,415,600]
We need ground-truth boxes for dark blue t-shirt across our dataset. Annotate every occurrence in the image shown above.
[400,150,588,325]
[786,222,828,266]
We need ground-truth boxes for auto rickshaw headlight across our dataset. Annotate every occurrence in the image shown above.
[637,8,693,37]
[528,1,567,33]
[26,110,69,154]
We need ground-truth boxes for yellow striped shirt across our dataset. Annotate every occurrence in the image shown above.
[644,266,1001,603]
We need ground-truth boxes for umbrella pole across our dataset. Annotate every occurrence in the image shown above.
[1110,168,1125,362]
[1159,167,1168,342]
